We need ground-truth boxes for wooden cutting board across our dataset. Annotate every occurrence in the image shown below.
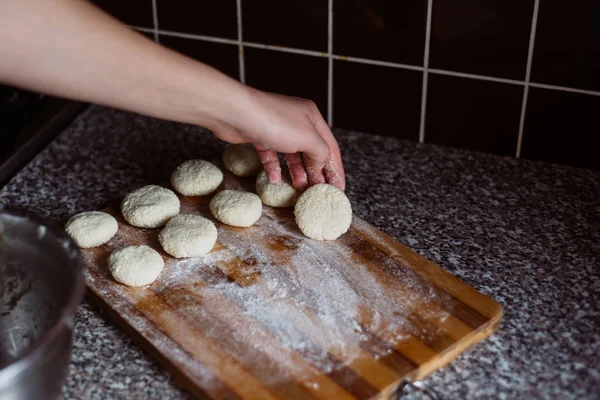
[81,171,502,400]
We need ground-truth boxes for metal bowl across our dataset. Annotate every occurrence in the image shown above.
[0,205,84,400]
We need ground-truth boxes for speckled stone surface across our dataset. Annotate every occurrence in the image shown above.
[1,105,599,400]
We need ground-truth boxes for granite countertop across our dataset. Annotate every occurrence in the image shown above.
[1,105,598,399]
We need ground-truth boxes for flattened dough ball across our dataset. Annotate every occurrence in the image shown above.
[121,185,180,228]
[171,159,223,196]
[294,184,352,241]
[209,190,262,227]
[65,211,118,248]
[255,169,300,208]
[108,245,164,287]
[159,214,217,258]
[222,143,262,177]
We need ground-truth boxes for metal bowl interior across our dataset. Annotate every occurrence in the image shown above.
[0,205,84,398]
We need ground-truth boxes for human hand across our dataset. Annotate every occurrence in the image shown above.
[0,0,344,191]
[208,88,345,191]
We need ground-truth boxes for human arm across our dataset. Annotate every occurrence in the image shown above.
[0,0,344,189]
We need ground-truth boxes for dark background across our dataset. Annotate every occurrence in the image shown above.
[23,1,600,169]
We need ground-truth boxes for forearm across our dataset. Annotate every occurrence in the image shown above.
[0,0,346,189]
[0,0,247,127]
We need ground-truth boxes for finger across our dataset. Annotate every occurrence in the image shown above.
[300,104,331,171]
[303,153,326,186]
[310,111,346,190]
[253,144,281,184]
[324,155,345,191]
[284,153,308,190]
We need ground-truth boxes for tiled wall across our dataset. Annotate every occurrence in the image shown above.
[93,0,600,170]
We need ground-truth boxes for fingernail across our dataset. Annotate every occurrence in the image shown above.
[290,171,308,190]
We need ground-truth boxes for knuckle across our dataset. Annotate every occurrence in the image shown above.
[301,99,318,113]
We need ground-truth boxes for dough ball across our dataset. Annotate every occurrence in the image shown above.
[159,214,218,258]
[209,190,262,227]
[121,185,180,228]
[294,184,352,241]
[170,159,223,196]
[108,245,164,287]
[222,143,262,177]
[65,211,118,248]
[255,169,300,208]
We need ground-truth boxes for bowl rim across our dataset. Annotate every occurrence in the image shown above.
[0,204,85,384]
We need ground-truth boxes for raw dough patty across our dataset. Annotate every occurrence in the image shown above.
[171,159,223,196]
[255,169,300,208]
[159,214,217,258]
[121,185,180,228]
[108,245,164,287]
[222,143,262,177]
[209,190,262,227]
[65,211,118,248]
[294,184,352,240]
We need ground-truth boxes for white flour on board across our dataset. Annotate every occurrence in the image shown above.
[84,196,454,388]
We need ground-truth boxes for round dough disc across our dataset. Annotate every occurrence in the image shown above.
[255,169,300,208]
[222,143,262,177]
[159,214,218,258]
[171,159,223,196]
[209,190,262,227]
[294,184,352,240]
[108,245,164,287]
[65,211,118,248]
[121,185,180,228]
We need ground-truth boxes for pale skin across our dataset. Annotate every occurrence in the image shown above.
[0,0,345,190]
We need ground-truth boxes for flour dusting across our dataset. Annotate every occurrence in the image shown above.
[83,191,454,391]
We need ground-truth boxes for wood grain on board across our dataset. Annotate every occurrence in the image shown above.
[82,172,502,400]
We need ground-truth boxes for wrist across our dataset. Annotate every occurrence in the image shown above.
[189,70,253,131]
